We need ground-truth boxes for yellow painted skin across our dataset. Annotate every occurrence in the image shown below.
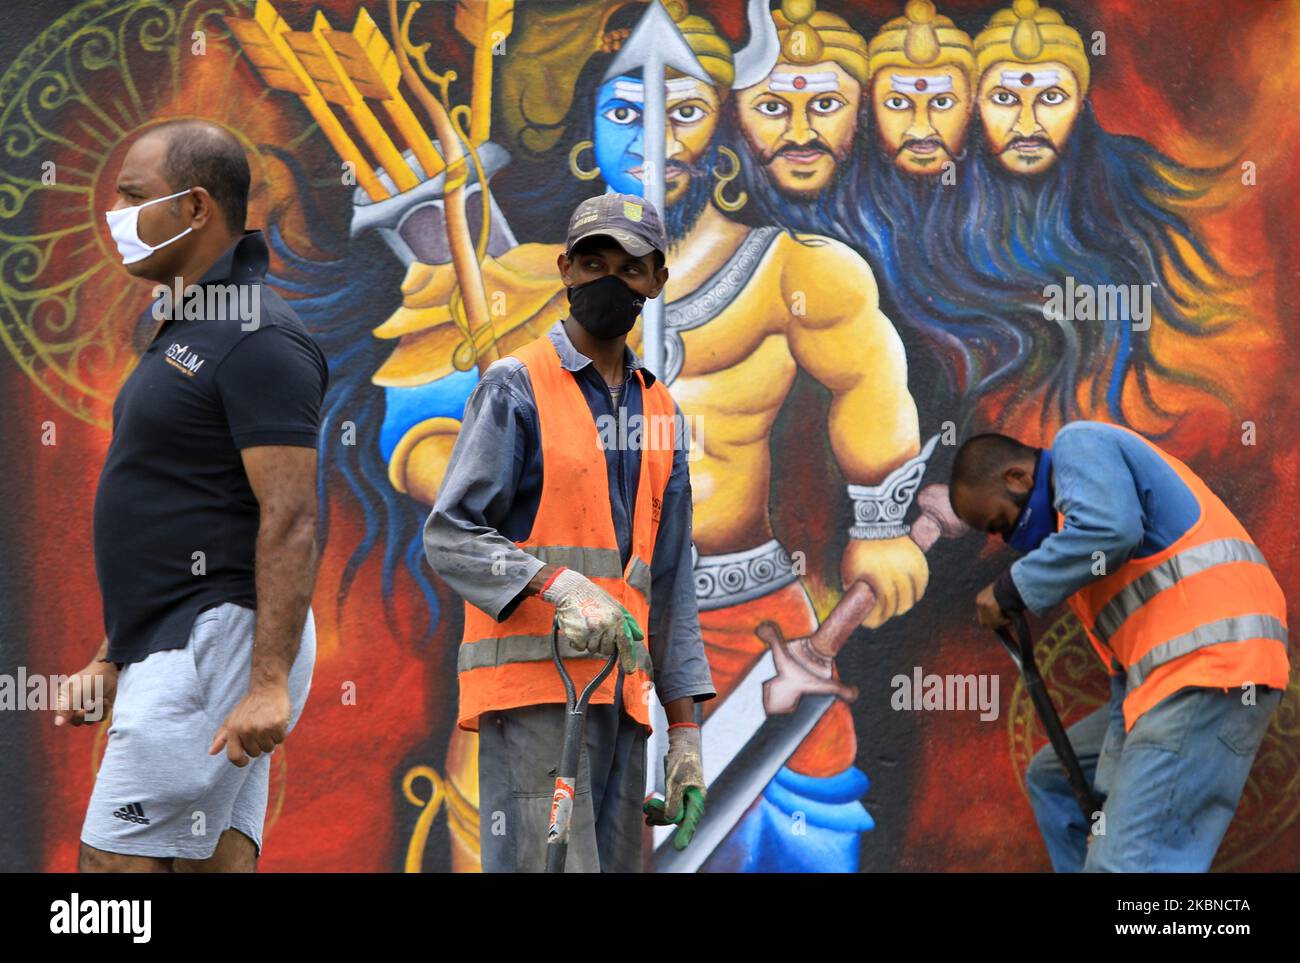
[659,206,929,628]
[733,60,863,198]
[870,64,973,176]
[977,58,1082,175]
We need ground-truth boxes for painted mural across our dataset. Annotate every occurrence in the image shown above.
[2,0,1298,872]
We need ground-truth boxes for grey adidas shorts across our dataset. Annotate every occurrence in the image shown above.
[80,603,315,861]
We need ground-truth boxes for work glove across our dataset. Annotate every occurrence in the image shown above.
[643,723,706,850]
[541,567,645,674]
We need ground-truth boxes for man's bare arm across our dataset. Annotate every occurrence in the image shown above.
[242,445,319,687]
[208,444,318,766]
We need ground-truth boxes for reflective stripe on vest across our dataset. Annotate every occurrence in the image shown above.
[1059,424,1289,730]
[521,545,653,602]
[454,333,675,732]
[626,554,652,601]
[1125,614,1288,690]
[458,630,656,676]
[1093,538,1269,645]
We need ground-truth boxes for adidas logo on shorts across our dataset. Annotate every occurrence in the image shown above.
[111,803,151,825]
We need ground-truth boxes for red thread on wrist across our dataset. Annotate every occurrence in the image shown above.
[538,567,566,595]
[668,722,699,730]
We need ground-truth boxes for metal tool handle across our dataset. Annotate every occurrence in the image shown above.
[546,618,618,873]
[995,611,1103,824]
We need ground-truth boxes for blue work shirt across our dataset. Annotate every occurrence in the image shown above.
[1011,421,1202,614]
[424,319,715,707]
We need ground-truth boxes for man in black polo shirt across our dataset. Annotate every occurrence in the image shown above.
[53,120,327,872]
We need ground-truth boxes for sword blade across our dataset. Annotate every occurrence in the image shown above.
[653,692,834,873]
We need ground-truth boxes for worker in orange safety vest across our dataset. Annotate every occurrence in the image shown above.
[425,194,715,872]
[948,421,1288,871]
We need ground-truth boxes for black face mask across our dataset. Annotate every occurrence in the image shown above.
[566,274,646,340]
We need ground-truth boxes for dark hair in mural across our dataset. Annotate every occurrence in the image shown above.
[261,149,441,644]
[838,116,1037,414]
[663,142,721,244]
[150,119,251,231]
[952,104,1241,429]
[489,24,625,242]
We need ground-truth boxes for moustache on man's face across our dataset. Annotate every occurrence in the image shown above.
[897,136,949,157]
[765,139,833,165]
[998,134,1056,154]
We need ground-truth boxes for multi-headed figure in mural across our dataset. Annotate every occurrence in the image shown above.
[231,0,931,872]
[719,1,1000,418]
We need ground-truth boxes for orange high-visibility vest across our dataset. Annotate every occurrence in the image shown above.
[456,334,677,732]
[1061,427,1289,730]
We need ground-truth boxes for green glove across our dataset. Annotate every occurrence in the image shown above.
[644,788,706,851]
[618,606,646,675]
[643,724,707,850]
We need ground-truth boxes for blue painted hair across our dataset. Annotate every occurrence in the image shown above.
[948,104,1240,429]
[262,148,442,644]
[723,95,1240,434]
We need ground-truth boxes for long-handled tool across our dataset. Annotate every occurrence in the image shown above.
[995,611,1102,822]
[545,617,618,873]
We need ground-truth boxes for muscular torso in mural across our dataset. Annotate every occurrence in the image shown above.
[650,203,917,554]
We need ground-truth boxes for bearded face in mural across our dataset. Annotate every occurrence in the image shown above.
[497,0,738,246]
[594,73,722,203]
[731,4,868,199]
[973,0,1088,175]
[871,68,969,175]
[977,61,1082,174]
[866,0,975,176]
[592,69,726,240]
[734,59,862,198]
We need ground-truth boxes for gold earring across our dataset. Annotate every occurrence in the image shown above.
[569,139,600,181]
[712,144,748,212]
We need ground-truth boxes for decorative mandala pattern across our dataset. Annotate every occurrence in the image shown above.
[1008,611,1300,869]
[0,0,268,428]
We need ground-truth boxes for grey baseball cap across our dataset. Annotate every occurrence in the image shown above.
[565,192,668,259]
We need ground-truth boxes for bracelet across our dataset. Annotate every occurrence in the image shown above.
[847,434,938,539]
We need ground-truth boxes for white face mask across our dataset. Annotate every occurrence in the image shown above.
[105,188,195,265]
